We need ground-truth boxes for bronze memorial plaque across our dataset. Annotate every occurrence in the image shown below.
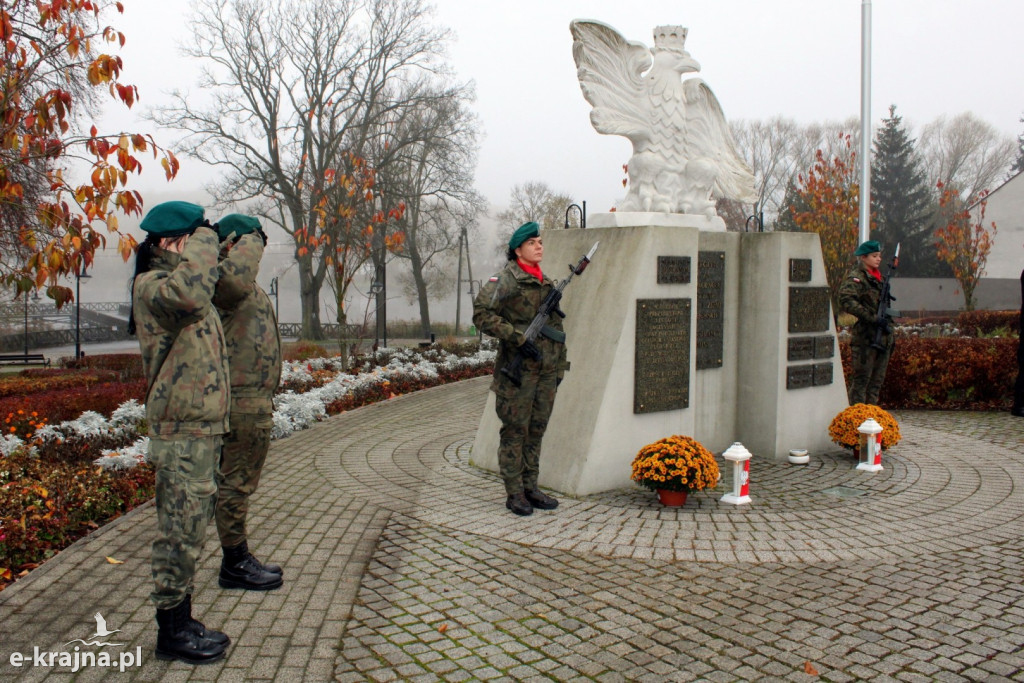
[813,335,835,359]
[786,365,814,390]
[696,251,725,369]
[635,298,690,413]
[788,287,831,333]
[657,256,691,284]
[787,337,815,362]
[813,362,834,386]
[789,258,812,283]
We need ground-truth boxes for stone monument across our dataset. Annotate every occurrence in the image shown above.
[471,20,849,497]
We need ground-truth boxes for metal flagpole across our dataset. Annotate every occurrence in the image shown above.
[858,0,872,245]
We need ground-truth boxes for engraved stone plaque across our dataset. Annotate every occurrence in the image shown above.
[787,337,815,362]
[789,258,812,283]
[657,256,691,284]
[696,251,725,369]
[813,335,835,359]
[786,365,814,390]
[812,362,834,386]
[788,287,831,333]
[635,298,690,413]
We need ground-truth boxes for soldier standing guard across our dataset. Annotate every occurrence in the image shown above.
[473,222,569,516]
[212,214,284,590]
[839,240,895,405]
[129,201,231,664]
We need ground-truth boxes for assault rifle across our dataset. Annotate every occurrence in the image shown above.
[500,241,600,387]
[870,242,900,351]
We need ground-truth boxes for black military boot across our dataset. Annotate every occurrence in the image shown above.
[505,492,533,516]
[155,599,227,664]
[219,542,284,591]
[232,540,282,576]
[524,488,559,510]
[182,595,230,647]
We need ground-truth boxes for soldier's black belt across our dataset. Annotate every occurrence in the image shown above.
[540,325,565,343]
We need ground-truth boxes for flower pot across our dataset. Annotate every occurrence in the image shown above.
[788,449,809,464]
[656,489,688,506]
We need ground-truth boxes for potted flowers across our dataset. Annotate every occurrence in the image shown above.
[630,435,720,506]
[828,403,902,454]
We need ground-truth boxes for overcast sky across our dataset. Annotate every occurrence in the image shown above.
[105,0,1023,220]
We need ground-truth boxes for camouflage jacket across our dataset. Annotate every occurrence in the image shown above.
[133,227,230,438]
[472,260,569,389]
[838,262,892,347]
[213,233,282,416]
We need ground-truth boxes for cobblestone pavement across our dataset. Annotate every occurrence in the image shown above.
[1,377,1023,681]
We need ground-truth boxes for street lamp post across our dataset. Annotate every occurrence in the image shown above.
[74,264,91,360]
[269,277,280,321]
[369,278,383,348]
[564,201,587,229]
[23,288,39,355]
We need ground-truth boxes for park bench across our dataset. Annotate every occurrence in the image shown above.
[0,353,50,367]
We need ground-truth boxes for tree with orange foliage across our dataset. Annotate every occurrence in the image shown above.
[789,133,866,311]
[934,182,995,311]
[0,0,178,307]
[295,151,405,347]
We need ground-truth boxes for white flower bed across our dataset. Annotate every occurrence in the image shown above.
[0,346,495,471]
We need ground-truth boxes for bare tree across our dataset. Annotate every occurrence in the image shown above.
[729,117,860,230]
[496,182,578,239]
[151,0,452,338]
[919,112,1016,198]
[375,82,485,337]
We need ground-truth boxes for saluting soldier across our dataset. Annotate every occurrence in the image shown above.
[212,214,283,591]
[129,201,231,664]
[839,239,895,405]
[473,222,569,516]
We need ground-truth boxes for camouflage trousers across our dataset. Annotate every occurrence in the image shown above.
[494,369,559,496]
[215,411,273,548]
[149,435,221,610]
[849,341,894,405]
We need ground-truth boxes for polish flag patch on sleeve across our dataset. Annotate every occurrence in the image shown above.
[852,277,861,283]
[489,276,499,282]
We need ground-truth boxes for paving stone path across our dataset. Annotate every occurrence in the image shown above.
[1,377,1023,681]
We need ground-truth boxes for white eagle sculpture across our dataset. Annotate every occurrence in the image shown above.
[571,20,757,217]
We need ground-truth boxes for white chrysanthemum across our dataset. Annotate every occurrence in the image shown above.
[0,433,26,458]
[94,436,150,470]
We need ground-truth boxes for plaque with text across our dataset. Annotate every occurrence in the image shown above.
[635,298,690,413]
[657,256,691,284]
[786,365,814,390]
[813,362,834,386]
[787,337,815,361]
[696,251,725,369]
[813,335,835,359]
[788,287,831,333]
[789,259,812,283]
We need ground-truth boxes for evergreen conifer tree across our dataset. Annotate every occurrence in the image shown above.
[871,105,944,276]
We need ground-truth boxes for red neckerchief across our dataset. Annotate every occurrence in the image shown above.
[517,259,543,281]
[867,267,882,281]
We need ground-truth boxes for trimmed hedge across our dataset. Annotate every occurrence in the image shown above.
[955,310,1019,336]
[840,337,1017,410]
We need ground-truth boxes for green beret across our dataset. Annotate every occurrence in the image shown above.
[855,240,881,256]
[508,221,540,250]
[216,214,262,241]
[139,201,206,238]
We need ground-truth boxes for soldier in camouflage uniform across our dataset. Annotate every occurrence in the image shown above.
[839,240,894,405]
[212,214,283,591]
[473,222,568,516]
[129,201,230,664]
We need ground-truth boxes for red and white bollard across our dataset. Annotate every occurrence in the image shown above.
[855,418,884,472]
[720,442,752,505]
